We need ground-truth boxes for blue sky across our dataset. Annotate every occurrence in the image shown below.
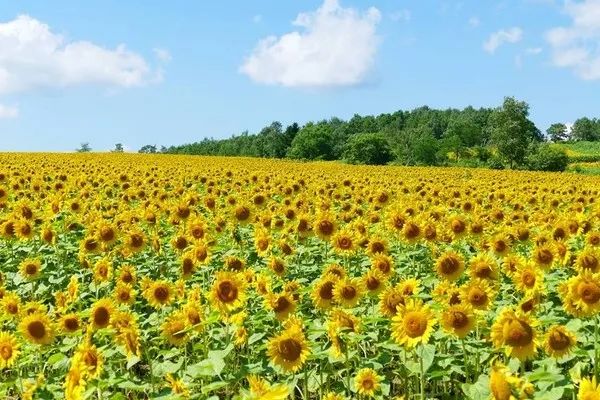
[0,0,599,151]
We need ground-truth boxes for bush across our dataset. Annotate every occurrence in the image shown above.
[487,156,505,170]
[527,145,569,172]
[343,133,393,165]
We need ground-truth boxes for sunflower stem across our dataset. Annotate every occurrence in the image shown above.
[461,339,470,383]
[419,345,425,400]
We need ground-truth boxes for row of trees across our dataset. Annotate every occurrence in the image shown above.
[157,97,584,170]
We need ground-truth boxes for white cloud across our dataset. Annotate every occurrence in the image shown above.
[546,0,600,80]
[239,0,381,88]
[0,15,161,96]
[483,27,523,53]
[153,48,172,63]
[468,16,481,28]
[0,103,18,119]
[390,9,411,22]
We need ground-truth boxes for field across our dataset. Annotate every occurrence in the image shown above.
[1,153,600,400]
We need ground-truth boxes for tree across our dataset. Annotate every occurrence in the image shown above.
[393,127,441,165]
[139,145,158,154]
[287,122,335,160]
[343,133,393,165]
[76,143,91,153]
[442,116,481,159]
[547,123,568,142]
[489,97,540,168]
[112,143,124,153]
[571,117,599,142]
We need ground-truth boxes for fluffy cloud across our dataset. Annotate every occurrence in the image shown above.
[239,0,381,88]
[546,0,600,80]
[0,103,18,119]
[483,27,523,53]
[0,15,161,95]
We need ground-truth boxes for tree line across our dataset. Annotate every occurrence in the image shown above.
[130,97,599,171]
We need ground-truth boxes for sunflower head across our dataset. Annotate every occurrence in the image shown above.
[354,368,382,397]
[391,299,436,348]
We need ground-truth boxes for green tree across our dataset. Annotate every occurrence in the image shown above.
[394,127,440,165]
[571,117,599,141]
[442,116,481,159]
[76,143,91,153]
[139,145,157,154]
[343,133,393,165]
[489,97,540,168]
[287,122,335,160]
[547,123,568,142]
[112,143,124,153]
[526,144,569,171]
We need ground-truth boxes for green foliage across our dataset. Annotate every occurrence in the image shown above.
[343,132,393,165]
[287,122,335,160]
[571,117,600,142]
[547,123,568,142]
[76,142,91,153]
[394,128,441,166]
[489,97,541,168]
[139,145,158,154]
[527,144,569,172]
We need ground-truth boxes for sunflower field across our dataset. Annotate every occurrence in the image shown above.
[1,153,600,400]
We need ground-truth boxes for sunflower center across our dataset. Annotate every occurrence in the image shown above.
[100,227,115,242]
[450,311,469,329]
[235,206,250,221]
[318,221,334,236]
[404,223,420,239]
[64,317,79,331]
[451,219,465,234]
[0,344,12,360]
[440,256,460,275]
[319,282,334,300]
[130,234,144,248]
[94,307,110,327]
[25,263,38,275]
[217,281,238,303]
[503,319,533,347]
[403,311,428,338]
[362,378,375,390]
[375,260,391,274]
[121,271,133,283]
[581,255,599,272]
[522,272,536,287]
[28,320,46,339]
[337,237,352,250]
[475,265,493,279]
[366,276,381,291]
[468,288,487,306]
[278,338,302,361]
[173,322,187,339]
[154,286,170,302]
[548,330,570,351]
[385,293,404,314]
[579,282,600,304]
[341,286,357,300]
[536,249,553,265]
[370,241,385,253]
[273,296,291,313]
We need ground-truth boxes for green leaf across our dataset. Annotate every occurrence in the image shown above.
[462,374,490,400]
[201,381,229,394]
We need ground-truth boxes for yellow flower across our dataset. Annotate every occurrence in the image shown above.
[0,331,20,369]
[460,278,495,311]
[578,376,600,400]
[354,368,382,397]
[391,299,436,348]
[247,375,290,400]
[311,276,338,310]
[19,258,42,281]
[544,325,577,358]
[440,303,476,338]
[143,280,175,309]
[435,251,465,281]
[512,263,543,294]
[162,311,189,347]
[333,277,364,308]
[89,298,115,330]
[210,271,246,313]
[491,308,539,361]
[19,313,55,345]
[267,326,310,373]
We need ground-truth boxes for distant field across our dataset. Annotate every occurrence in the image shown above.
[552,141,600,163]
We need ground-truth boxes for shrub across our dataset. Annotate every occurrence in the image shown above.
[527,145,569,172]
[343,133,393,165]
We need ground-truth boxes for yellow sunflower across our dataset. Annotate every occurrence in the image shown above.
[440,303,476,338]
[162,311,189,347]
[512,263,543,294]
[210,271,246,313]
[19,258,42,281]
[89,298,115,330]
[143,280,175,309]
[267,326,310,373]
[578,377,600,400]
[0,331,20,369]
[333,277,364,308]
[354,368,382,397]
[435,251,465,281]
[19,313,55,345]
[491,308,539,361]
[544,325,577,359]
[391,299,436,348]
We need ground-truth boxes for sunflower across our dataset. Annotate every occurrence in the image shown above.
[578,377,600,400]
[162,311,189,347]
[366,236,388,256]
[435,251,465,281]
[144,280,175,309]
[512,263,543,294]
[1,292,21,319]
[19,258,42,281]
[19,313,55,345]
[314,213,337,240]
[544,325,576,358]
[379,286,406,318]
[246,375,290,400]
[491,308,539,361]
[468,253,499,282]
[267,293,296,321]
[398,278,420,297]
[354,368,382,397]
[362,268,387,296]
[267,326,310,373]
[93,258,113,283]
[333,278,364,308]
[391,299,436,348]
[74,342,104,379]
[489,362,533,400]
[114,283,136,305]
[117,265,137,285]
[311,276,338,310]
[165,373,190,398]
[89,298,115,330]
[460,278,495,311]
[59,313,82,335]
[210,271,246,313]
[440,304,476,338]
[124,230,145,254]
[0,331,20,369]
[532,243,555,270]
[575,247,600,273]
[268,257,286,276]
[562,272,600,317]
[331,229,357,254]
